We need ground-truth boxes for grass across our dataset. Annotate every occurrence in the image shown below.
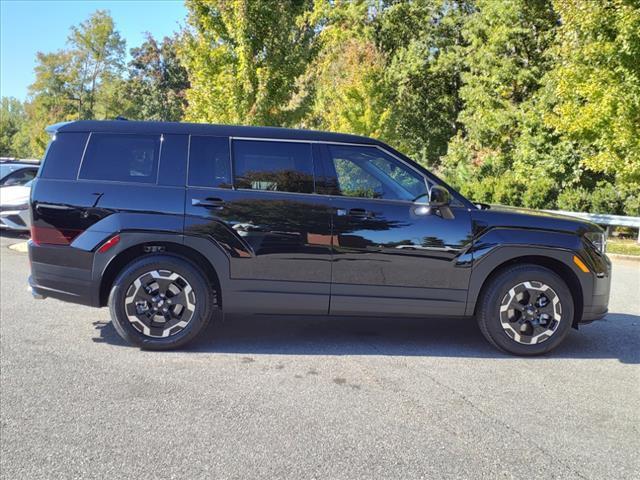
[607,238,640,256]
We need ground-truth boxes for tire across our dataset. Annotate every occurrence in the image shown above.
[108,254,215,350]
[476,264,574,356]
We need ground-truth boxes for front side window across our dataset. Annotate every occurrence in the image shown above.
[328,145,427,201]
[188,136,231,188]
[79,133,160,184]
[233,140,314,194]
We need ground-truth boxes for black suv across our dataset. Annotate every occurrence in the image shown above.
[28,120,611,355]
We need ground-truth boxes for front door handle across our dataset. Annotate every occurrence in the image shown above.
[192,197,225,209]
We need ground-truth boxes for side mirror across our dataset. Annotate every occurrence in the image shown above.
[429,185,451,207]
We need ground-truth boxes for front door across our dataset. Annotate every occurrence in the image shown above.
[321,144,473,317]
[184,137,333,314]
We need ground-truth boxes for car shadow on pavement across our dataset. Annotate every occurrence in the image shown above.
[0,230,29,240]
[93,312,640,363]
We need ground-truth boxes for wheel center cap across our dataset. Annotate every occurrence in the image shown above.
[525,306,537,317]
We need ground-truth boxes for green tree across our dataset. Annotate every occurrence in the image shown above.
[302,1,392,140]
[441,0,561,208]
[180,0,317,126]
[0,97,27,157]
[375,0,473,168]
[67,10,126,118]
[28,10,125,122]
[125,34,189,121]
[547,1,640,186]
[20,10,126,157]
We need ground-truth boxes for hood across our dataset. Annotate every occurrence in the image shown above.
[0,184,31,206]
[471,204,602,236]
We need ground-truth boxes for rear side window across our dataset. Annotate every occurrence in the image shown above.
[233,140,314,194]
[40,132,89,180]
[79,133,160,184]
[188,136,231,188]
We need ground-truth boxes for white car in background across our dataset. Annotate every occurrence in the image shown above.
[0,179,32,232]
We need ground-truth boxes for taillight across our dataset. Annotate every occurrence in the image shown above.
[30,225,82,246]
[98,234,120,253]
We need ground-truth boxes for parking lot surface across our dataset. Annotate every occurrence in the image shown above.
[1,232,639,479]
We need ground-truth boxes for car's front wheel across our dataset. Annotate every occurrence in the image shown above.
[108,255,215,350]
[476,264,574,356]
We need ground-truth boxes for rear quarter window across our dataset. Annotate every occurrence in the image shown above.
[40,132,89,180]
[79,133,160,184]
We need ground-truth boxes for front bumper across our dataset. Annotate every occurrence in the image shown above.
[577,251,611,324]
[0,208,30,231]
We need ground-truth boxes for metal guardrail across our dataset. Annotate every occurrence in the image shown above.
[545,209,640,243]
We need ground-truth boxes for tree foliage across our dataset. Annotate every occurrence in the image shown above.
[2,2,639,214]
[547,0,640,184]
[375,0,473,167]
[301,1,391,140]
[441,0,639,215]
[0,97,28,157]
[180,0,317,126]
[125,34,190,121]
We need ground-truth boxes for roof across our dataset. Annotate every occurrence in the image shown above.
[0,158,40,165]
[47,120,382,146]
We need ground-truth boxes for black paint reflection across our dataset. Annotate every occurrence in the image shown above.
[186,190,334,282]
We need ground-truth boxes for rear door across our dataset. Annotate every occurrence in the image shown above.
[184,137,333,314]
[321,144,473,317]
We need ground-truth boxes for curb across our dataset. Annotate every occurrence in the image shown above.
[607,253,640,262]
[7,241,28,253]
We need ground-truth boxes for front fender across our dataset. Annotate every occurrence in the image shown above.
[464,228,599,317]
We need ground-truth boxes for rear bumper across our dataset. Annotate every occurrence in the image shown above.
[28,241,101,307]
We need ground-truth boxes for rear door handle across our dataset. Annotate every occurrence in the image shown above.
[192,197,225,209]
[348,208,373,218]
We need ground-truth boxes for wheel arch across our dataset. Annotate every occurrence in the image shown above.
[98,240,224,308]
[469,253,584,326]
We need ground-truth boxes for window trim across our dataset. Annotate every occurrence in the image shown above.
[76,131,162,186]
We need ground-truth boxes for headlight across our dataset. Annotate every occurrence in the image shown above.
[584,231,606,254]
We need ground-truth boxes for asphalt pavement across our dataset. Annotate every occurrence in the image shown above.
[1,232,639,479]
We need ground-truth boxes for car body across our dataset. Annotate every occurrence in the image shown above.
[0,161,39,187]
[0,179,32,231]
[27,120,611,355]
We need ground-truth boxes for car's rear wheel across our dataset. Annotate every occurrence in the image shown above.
[476,264,574,356]
[108,255,215,350]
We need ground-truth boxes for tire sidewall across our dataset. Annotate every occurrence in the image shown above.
[481,266,574,356]
[109,255,213,350]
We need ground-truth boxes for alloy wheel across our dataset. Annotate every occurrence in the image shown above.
[499,281,562,345]
[124,269,196,338]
